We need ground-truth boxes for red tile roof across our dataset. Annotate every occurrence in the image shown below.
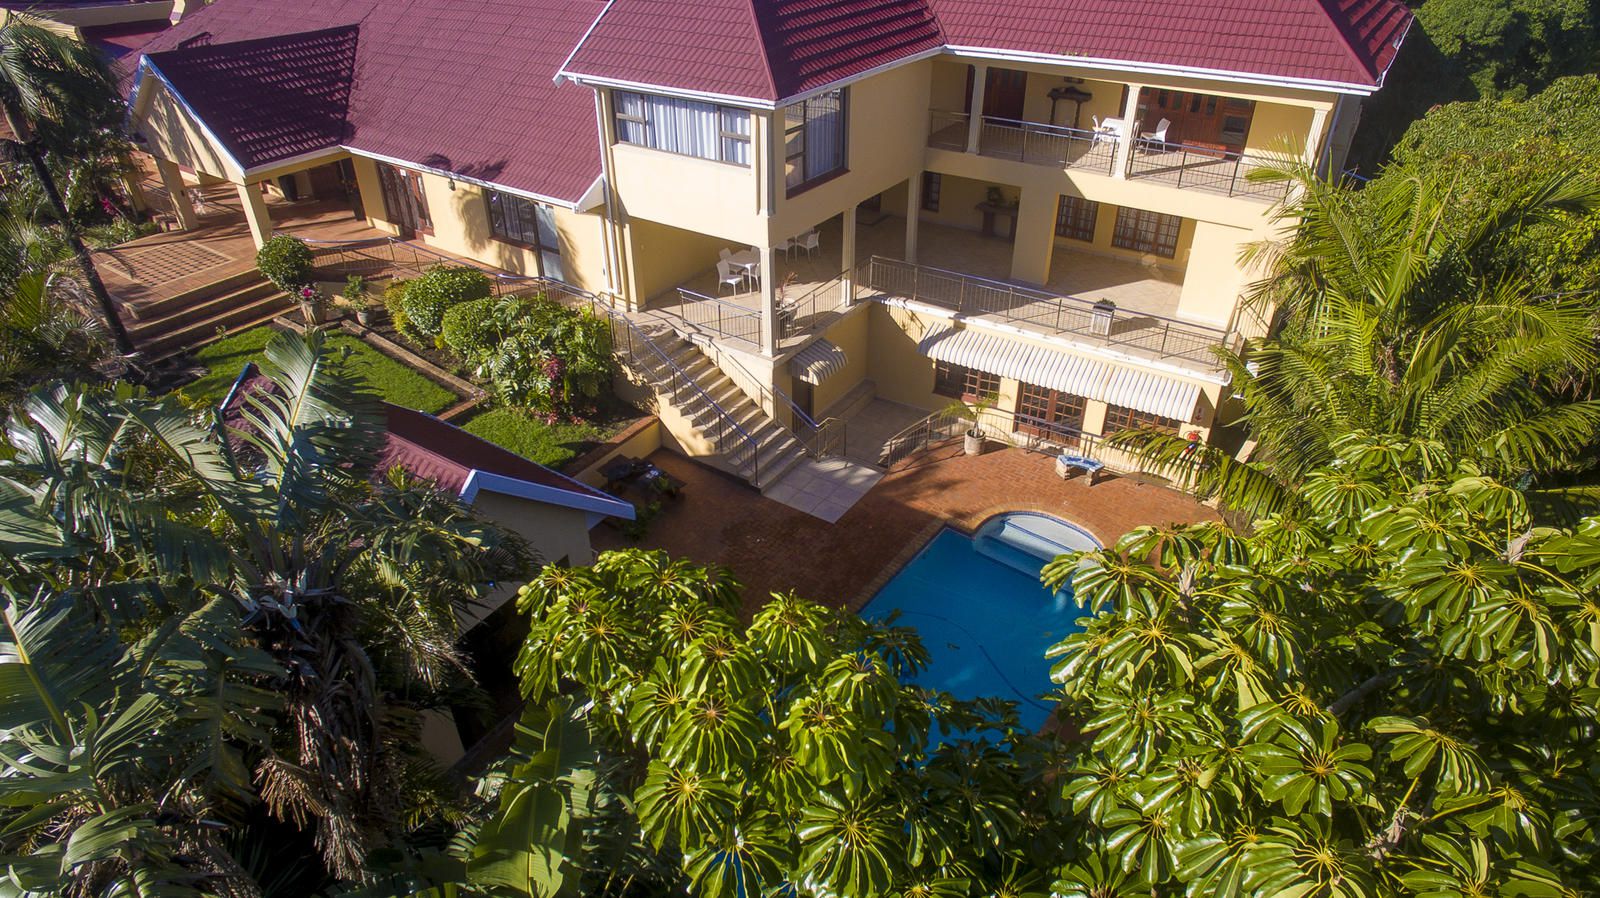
[563,0,945,102]
[135,0,607,203]
[379,404,629,516]
[928,0,1411,88]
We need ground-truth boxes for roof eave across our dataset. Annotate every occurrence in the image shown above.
[939,45,1382,95]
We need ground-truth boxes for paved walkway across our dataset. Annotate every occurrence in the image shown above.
[764,456,884,522]
[593,441,1218,613]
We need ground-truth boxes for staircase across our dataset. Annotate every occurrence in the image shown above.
[126,270,292,359]
[649,332,809,490]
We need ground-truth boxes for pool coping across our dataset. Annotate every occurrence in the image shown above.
[846,503,1106,613]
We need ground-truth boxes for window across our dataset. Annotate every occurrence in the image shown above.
[486,190,565,281]
[1112,207,1181,258]
[1055,195,1098,242]
[1104,403,1184,434]
[922,171,941,212]
[784,88,848,193]
[613,90,751,165]
[933,362,998,401]
[1015,383,1087,445]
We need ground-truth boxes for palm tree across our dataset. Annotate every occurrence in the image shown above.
[0,329,531,887]
[1116,163,1600,517]
[0,18,132,354]
[0,270,107,400]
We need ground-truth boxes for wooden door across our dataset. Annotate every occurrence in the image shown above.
[1137,89,1254,151]
[965,67,1028,121]
[377,163,432,236]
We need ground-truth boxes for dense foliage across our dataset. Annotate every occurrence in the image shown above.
[0,271,106,403]
[441,291,613,415]
[253,233,315,292]
[1042,433,1600,897]
[0,329,528,893]
[470,551,1069,898]
[401,264,493,338]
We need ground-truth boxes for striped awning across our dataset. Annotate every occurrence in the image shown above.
[918,326,1202,421]
[792,339,848,385]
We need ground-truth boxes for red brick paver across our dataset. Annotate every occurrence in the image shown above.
[593,442,1218,613]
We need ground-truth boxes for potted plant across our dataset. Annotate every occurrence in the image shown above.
[943,394,998,456]
[297,285,328,326]
[343,275,379,326]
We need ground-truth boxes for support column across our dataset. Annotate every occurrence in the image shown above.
[965,64,987,153]
[905,176,922,265]
[840,206,857,307]
[236,181,273,248]
[759,244,778,356]
[1111,85,1142,179]
[1008,190,1057,285]
[1303,106,1331,165]
[153,157,197,229]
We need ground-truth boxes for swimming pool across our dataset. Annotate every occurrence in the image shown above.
[860,512,1100,732]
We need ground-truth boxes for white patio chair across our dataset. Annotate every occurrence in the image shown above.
[1138,118,1171,153]
[795,230,820,259]
[717,260,745,295]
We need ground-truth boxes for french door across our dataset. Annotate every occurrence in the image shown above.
[965,67,1028,121]
[377,163,432,236]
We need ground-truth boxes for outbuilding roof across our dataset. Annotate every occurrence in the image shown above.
[134,0,608,204]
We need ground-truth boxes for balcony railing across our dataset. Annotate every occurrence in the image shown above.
[669,289,764,347]
[861,256,1233,369]
[927,109,968,150]
[976,116,1117,175]
[1125,140,1291,201]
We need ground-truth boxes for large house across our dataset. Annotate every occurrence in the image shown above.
[124,0,1411,483]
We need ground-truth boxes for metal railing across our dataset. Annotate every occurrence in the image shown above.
[305,236,765,484]
[670,289,764,346]
[695,337,847,461]
[876,404,1172,477]
[305,236,544,296]
[776,271,847,341]
[861,256,1234,368]
[927,109,969,150]
[1124,141,1291,201]
[977,116,1117,175]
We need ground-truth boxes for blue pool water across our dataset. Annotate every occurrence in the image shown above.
[860,513,1100,732]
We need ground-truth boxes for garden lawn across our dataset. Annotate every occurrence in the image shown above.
[182,325,458,414]
[463,408,612,469]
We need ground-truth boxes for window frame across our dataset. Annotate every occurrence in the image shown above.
[1055,195,1099,243]
[784,88,849,196]
[611,90,752,167]
[1015,382,1087,446]
[932,361,999,402]
[1111,207,1182,258]
[922,171,942,212]
[1103,403,1184,434]
[484,189,564,281]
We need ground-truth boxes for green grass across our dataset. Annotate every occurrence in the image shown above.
[462,407,612,469]
[181,325,458,414]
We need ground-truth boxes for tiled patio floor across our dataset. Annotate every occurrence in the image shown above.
[837,398,932,468]
[593,442,1218,614]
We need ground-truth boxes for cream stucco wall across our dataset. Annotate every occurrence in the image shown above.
[809,304,871,414]
[625,218,737,306]
[1175,221,1258,328]
[1244,102,1316,156]
[134,78,242,182]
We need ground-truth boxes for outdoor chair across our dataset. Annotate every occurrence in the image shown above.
[717,260,745,295]
[1138,118,1171,153]
[794,230,820,259]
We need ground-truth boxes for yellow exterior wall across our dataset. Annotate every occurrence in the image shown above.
[810,305,871,414]
[1052,194,1195,273]
[625,218,737,306]
[1175,221,1257,327]
[1245,102,1316,156]
[866,303,946,411]
[470,492,595,571]
[770,60,935,241]
[609,140,763,245]
[134,79,242,182]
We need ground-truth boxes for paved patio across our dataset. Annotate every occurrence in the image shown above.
[593,441,1217,613]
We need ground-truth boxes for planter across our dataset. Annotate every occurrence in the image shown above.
[1090,299,1116,337]
[300,301,329,326]
[356,308,378,327]
[963,430,984,456]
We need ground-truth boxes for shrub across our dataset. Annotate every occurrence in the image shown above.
[439,296,524,361]
[384,279,415,340]
[255,235,313,292]
[399,265,492,338]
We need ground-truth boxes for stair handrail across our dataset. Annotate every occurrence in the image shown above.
[688,336,847,461]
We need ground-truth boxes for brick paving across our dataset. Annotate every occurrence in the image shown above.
[593,441,1218,613]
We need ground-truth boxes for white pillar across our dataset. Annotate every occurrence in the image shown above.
[236,181,273,248]
[1303,106,1330,165]
[154,157,197,229]
[840,206,857,307]
[759,244,778,356]
[905,176,922,265]
[965,64,987,154]
[1112,85,1142,179]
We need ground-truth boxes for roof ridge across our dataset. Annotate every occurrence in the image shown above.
[1309,0,1385,83]
[742,0,781,104]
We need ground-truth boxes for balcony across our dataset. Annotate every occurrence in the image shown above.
[928,109,1293,203]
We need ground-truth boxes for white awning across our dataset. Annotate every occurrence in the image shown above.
[792,339,848,385]
[918,326,1201,421]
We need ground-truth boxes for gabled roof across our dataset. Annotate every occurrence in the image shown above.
[133,0,608,204]
[380,404,635,520]
[561,0,946,103]
[562,0,1411,100]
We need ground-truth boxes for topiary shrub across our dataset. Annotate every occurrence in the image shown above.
[255,235,313,292]
[400,265,492,338]
[440,295,520,362]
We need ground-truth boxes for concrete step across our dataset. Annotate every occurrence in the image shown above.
[126,269,268,322]
[137,293,296,359]
[129,281,279,338]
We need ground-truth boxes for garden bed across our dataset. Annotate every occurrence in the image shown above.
[176,324,463,414]
[461,396,647,471]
